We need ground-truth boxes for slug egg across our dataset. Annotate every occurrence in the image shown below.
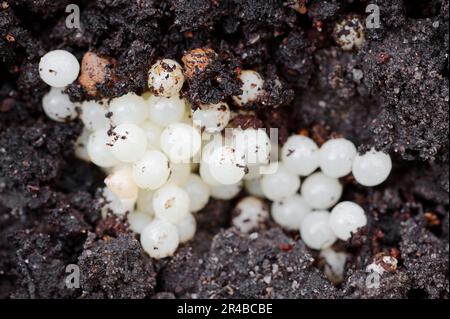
[260,162,300,201]
[319,138,357,178]
[300,211,337,250]
[232,128,271,165]
[176,213,197,243]
[301,172,342,210]
[104,166,139,201]
[39,50,80,87]
[109,123,148,163]
[232,70,265,106]
[271,194,311,231]
[140,219,179,259]
[206,145,246,185]
[210,181,243,200]
[127,211,153,234]
[148,59,185,97]
[160,123,201,163]
[109,93,148,125]
[74,128,91,161]
[148,95,186,127]
[101,187,135,216]
[42,88,77,122]
[80,100,110,131]
[232,196,269,233]
[329,201,367,240]
[183,174,210,212]
[132,150,170,189]
[152,184,190,224]
[244,177,265,198]
[136,189,155,216]
[87,128,119,167]
[281,135,319,176]
[167,162,191,185]
[192,102,231,134]
[352,148,392,187]
[140,120,162,149]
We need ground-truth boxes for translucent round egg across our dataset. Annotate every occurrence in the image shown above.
[87,128,119,167]
[148,59,185,97]
[300,211,337,250]
[39,50,80,87]
[192,102,231,134]
[209,181,243,200]
[232,128,271,165]
[352,148,392,187]
[206,145,246,185]
[42,87,77,122]
[232,196,269,233]
[152,184,190,224]
[260,162,300,201]
[329,201,367,240]
[319,138,357,178]
[101,187,135,216]
[136,189,155,216]
[244,177,265,198]
[271,194,311,231]
[301,172,342,210]
[132,150,170,189]
[148,95,186,127]
[176,213,197,243]
[109,123,147,163]
[199,162,221,186]
[80,100,110,131]
[160,123,201,163]
[127,211,153,234]
[109,93,148,125]
[281,135,319,176]
[232,70,265,106]
[140,120,162,149]
[183,174,210,212]
[140,219,179,259]
[74,128,91,162]
[166,162,191,186]
[104,166,139,201]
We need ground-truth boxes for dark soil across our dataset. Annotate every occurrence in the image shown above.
[0,0,448,299]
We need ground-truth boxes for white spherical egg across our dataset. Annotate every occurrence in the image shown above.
[101,187,135,216]
[153,184,190,224]
[300,211,337,250]
[271,194,311,231]
[232,70,265,106]
[39,50,80,87]
[80,100,110,131]
[192,102,230,134]
[109,123,147,163]
[301,172,342,209]
[199,162,221,186]
[281,135,319,176]
[232,196,269,233]
[87,128,119,167]
[176,213,197,243]
[136,189,155,216]
[74,128,91,161]
[109,93,148,125]
[148,59,185,97]
[260,162,300,201]
[319,138,357,178]
[132,150,170,189]
[167,162,191,186]
[140,120,162,149]
[207,145,246,185]
[329,201,367,240]
[244,177,265,198]
[210,181,243,200]
[352,148,392,187]
[104,166,139,201]
[334,17,365,51]
[232,128,271,165]
[42,87,77,122]
[140,219,179,259]
[183,174,210,212]
[148,95,186,127]
[127,211,153,234]
[160,123,201,163]
[243,164,262,180]
[319,248,347,284]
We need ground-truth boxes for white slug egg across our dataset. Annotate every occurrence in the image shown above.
[209,181,243,200]
[352,148,392,187]
[101,187,135,217]
[232,196,269,233]
[271,194,311,231]
[104,166,139,201]
[281,135,319,176]
[152,184,190,224]
[80,100,110,131]
[232,128,271,165]
[319,138,357,178]
[192,102,231,134]
[183,174,210,212]
[148,59,185,97]
[39,50,80,87]
[109,123,148,163]
[140,219,179,259]
[244,177,265,198]
[147,95,186,127]
[329,201,367,240]
[260,162,300,201]
[140,120,162,149]
[132,150,171,189]
[109,93,148,125]
[74,128,91,162]
[232,70,265,106]
[160,123,201,163]
[42,87,77,122]
[87,128,119,167]
[300,211,337,250]
[301,172,342,210]
[136,188,155,217]
[206,145,246,185]
[166,162,191,186]
[127,211,153,234]
[176,213,197,243]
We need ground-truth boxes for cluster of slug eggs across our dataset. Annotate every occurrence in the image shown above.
[39,44,391,261]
